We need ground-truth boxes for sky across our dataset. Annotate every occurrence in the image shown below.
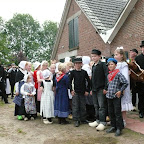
[0,0,66,24]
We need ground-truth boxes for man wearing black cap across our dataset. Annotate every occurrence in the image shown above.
[128,49,138,111]
[69,56,91,127]
[135,41,144,118]
[129,49,138,62]
[89,49,108,131]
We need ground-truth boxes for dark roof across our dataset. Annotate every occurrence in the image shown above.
[76,0,129,32]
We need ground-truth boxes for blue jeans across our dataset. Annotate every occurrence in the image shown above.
[92,89,106,125]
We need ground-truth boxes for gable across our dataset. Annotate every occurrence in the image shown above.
[75,0,138,43]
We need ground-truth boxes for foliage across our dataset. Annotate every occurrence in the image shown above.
[0,17,14,65]
[6,13,41,61]
[1,14,58,64]
[34,21,58,62]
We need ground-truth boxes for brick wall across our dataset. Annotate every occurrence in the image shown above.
[55,0,144,60]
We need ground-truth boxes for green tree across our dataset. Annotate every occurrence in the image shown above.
[0,17,13,65]
[35,21,58,62]
[6,13,41,61]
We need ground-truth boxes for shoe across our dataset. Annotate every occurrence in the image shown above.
[43,119,49,124]
[5,102,11,104]
[139,113,144,118]
[89,121,99,127]
[24,117,28,121]
[96,123,105,131]
[68,114,73,120]
[74,121,80,127]
[17,115,23,120]
[107,121,111,126]
[123,120,126,127]
[115,129,121,136]
[58,118,61,124]
[106,127,116,133]
[31,117,35,120]
[132,106,136,112]
[106,116,110,122]
[61,118,70,125]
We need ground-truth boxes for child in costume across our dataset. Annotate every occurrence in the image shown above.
[21,74,36,121]
[89,49,108,131]
[40,69,54,124]
[114,47,133,126]
[14,61,28,120]
[106,58,128,136]
[69,57,91,127]
[54,63,70,124]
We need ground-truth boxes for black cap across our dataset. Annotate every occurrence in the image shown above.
[130,49,138,54]
[91,49,101,55]
[74,56,82,63]
[140,40,144,48]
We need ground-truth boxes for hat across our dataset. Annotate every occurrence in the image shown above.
[11,63,16,66]
[33,62,41,70]
[42,69,51,79]
[91,49,101,55]
[140,40,144,48]
[18,61,27,69]
[130,49,138,54]
[65,57,71,62]
[82,56,91,65]
[107,58,117,64]
[74,56,82,63]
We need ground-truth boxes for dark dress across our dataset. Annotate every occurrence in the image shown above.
[54,75,69,118]
[14,70,26,116]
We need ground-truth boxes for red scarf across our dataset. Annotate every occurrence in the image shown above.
[56,72,65,82]
[108,69,119,82]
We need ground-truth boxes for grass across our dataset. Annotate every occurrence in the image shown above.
[0,101,4,106]
[123,129,144,138]
[17,128,26,135]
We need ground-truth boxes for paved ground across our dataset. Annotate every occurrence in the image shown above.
[0,97,144,144]
[126,111,144,134]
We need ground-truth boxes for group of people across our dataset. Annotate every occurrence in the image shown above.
[0,40,144,137]
[0,63,17,103]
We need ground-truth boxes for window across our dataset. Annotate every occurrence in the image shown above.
[68,17,79,49]
[125,51,129,59]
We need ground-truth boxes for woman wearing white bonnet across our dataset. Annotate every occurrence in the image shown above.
[37,60,48,112]
[33,62,41,70]
[82,56,92,78]
[82,56,95,121]
[65,57,71,63]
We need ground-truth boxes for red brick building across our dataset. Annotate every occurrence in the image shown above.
[52,0,144,62]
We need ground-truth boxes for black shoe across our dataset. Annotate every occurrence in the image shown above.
[74,121,80,127]
[61,118,70,125]
[115,129,121,136]
[139,113,144,118]
[58,118,62,124]
[106,127,116,133]
[5,102,11,104]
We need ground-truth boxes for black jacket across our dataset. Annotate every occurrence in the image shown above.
[135,53,144,69]
[91,61,108,91]
[0,65,6,82]
[69,69,91,94]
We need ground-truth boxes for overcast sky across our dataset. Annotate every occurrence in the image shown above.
[0,0,66,24]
